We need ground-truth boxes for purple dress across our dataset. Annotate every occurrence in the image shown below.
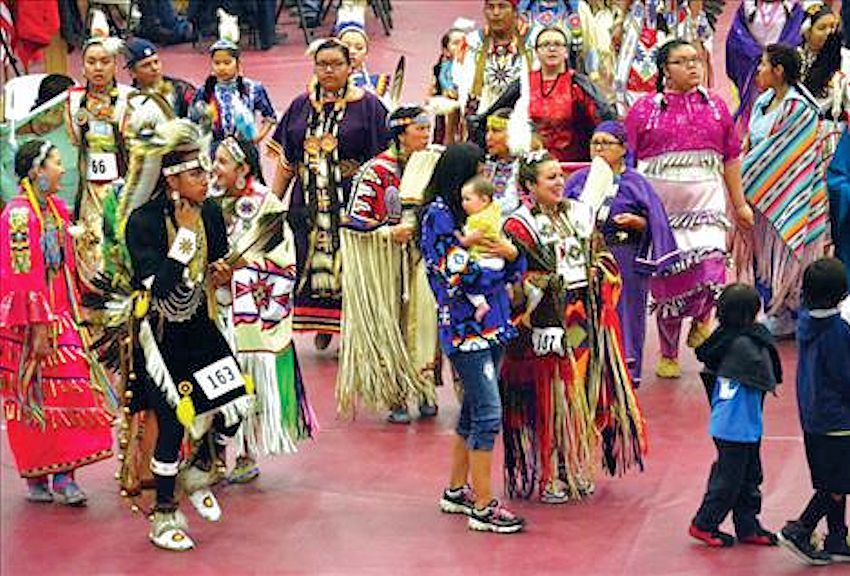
[270,92,389,333]
[565,167,679,384]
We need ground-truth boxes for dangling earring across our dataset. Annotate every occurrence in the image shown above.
[235,173,246,191]
[36,173,50,194]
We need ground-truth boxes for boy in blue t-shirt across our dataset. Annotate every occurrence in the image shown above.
[689,284,782,547]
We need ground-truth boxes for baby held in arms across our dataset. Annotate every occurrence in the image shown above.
[456,176,506,322]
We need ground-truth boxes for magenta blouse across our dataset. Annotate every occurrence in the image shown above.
[625,90,742,163]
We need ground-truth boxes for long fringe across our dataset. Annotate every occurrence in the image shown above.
[336,229,436,416]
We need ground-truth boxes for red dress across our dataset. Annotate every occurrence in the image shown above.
[0,193,113,478]
[528,70,598,163]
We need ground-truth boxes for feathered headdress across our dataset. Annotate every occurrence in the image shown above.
[334,0,368,39]
[210,9,240,54]
[83,9,124,56]
[120,119,208,233]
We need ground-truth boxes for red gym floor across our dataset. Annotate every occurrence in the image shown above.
[1,2,844,574]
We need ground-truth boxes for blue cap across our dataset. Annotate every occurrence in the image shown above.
[124,37,158,69]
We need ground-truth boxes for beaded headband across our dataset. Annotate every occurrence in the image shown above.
[220,137,246,165]
[162,158,202,177]
[387,112,430,130]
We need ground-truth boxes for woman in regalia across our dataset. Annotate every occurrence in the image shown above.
[338,106,438,424]
[124,119,251,551]
[626,39,753,379]
[510,26,615,164]
[564,121,678,386]
[211,136,317,483]
[501,150,647,504]
[0,140,114,505]
[269,39,389,350]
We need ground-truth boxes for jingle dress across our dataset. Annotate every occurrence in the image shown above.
[337,148,438,414]
[626,89,741,361]
[268,90,389,334]
[217,180,317,456]
[565,167,678,385]
[502,200,647,500]
[0,191,113,478]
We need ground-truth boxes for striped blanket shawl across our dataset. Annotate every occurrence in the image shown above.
[743,92,828,260]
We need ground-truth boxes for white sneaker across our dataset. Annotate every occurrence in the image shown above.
[188,488,222,522]
[149,509,194,552]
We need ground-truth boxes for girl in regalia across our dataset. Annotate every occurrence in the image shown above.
[211,136,317,483]
[190,10,277,156]
[0,140,114,506]
[66,10,133,288]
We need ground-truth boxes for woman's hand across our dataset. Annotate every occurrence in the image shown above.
[734,203,755,231]
[613,213,647,232]
[30,324,51,360]
[479,237,519,262]
[208,259,232,288]
[390,224,414,244]
[174,197,201,229]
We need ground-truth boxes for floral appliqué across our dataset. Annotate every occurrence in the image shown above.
[9,208,31,274]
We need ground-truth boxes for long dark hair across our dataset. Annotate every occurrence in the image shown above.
[804,32,843,98]
[655,39,692,93]
[423,142,484,225]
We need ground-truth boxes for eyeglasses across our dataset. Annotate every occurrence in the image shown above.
[184,168,209,180]
[315,60,347,71]
[537,41,566,51]
[590,140,622,149]
[667,57,703,68]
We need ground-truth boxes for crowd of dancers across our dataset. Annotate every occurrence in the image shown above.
[1,0,850,562]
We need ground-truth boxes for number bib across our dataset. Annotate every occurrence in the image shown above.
[532,327,565,357]
[193,356,246,401]
[87,152,119,181]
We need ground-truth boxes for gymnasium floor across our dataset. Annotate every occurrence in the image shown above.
[0,2,842,574]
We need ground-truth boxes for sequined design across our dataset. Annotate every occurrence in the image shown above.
[8,208,31,274]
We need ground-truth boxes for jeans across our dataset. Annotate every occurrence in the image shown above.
[693,438,763,537]
[451,345,504,451]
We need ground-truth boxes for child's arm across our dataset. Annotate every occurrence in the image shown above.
[455,229,483,248]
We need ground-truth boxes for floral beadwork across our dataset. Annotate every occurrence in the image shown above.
[8,207,31,274]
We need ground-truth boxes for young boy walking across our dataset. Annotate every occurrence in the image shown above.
[689,284,782,547]
[778,258,850,566]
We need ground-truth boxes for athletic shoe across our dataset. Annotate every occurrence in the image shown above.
[540,479,570,504]
[777,522,832,566]
[739,526,778,546]
[656,357,681,379]
[419,403,438,418]
[149,509,194,552]
[228,457,260,484]
[468,499,525,534]
[439,485,475,515]
[386,408,412,424]
[54,481,87,507]
[824,533,850,563]
[688,524,735,547]
[26,480,53,503]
